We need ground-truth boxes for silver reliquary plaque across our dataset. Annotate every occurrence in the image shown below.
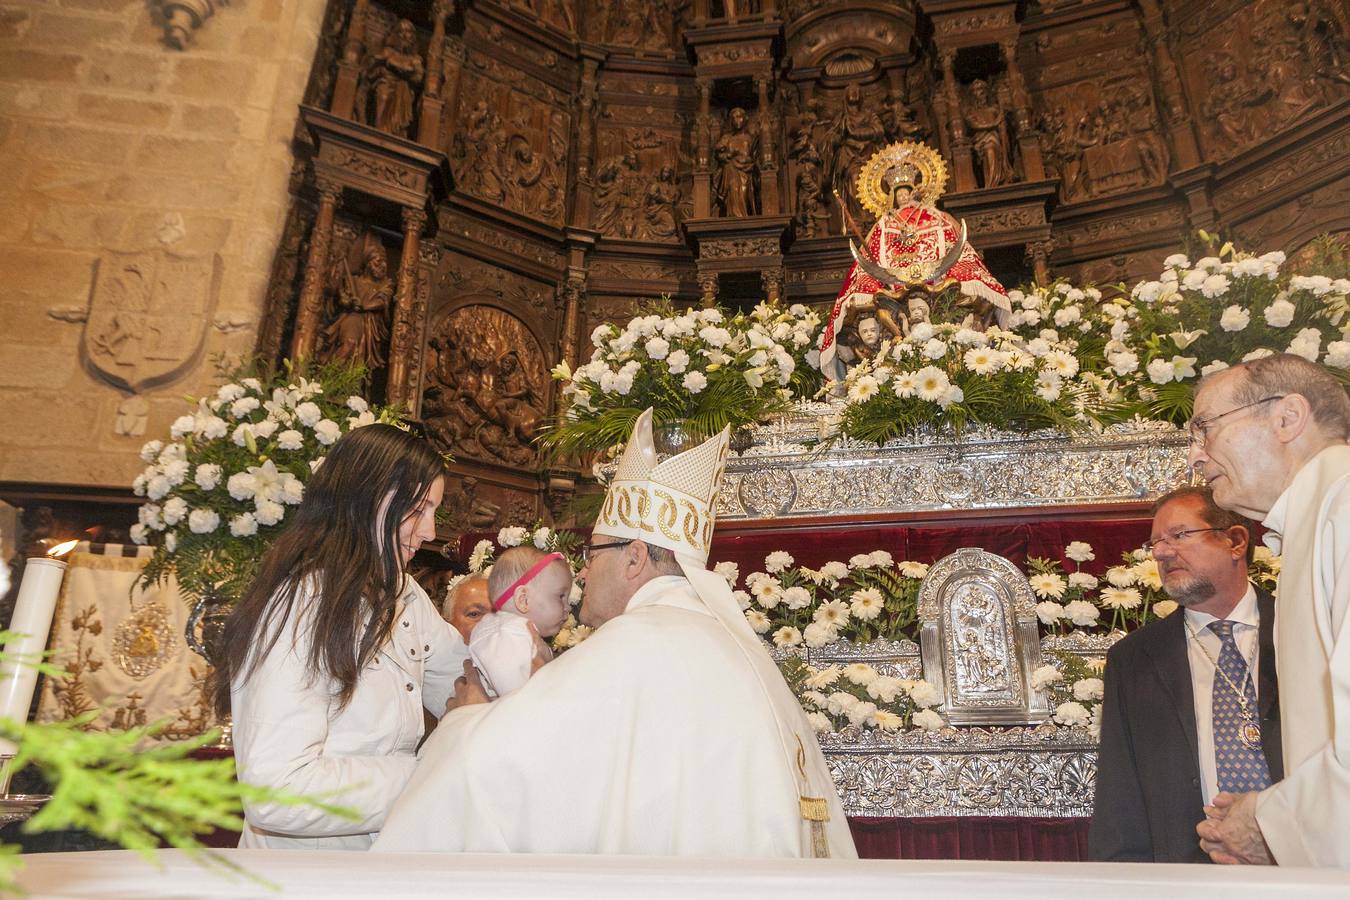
[918,548,1051,725]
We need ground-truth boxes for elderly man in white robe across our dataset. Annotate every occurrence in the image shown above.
[375,409,856,858]
[1187,353,1350,868]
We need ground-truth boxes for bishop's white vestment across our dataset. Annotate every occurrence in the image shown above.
[374,574,857,858]
[1255,443,1350,867]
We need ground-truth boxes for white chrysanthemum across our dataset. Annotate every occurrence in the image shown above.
[1219,304,1250,332]
[847,375,880,403]
[922,338,948,360]
[665,349,690,374]
[1242,347,1275,362]
[745,610,771,634]
[914,366,950,402]
[820,560,849,581]
[843,663,878,687]
[1068,571,1099,591]
[1133,557,1162,590]
[229,512,259,537]
[468,539,494,573]
[764,550,794,573]
[1106,565,1137,588]
[1029,572,1067,599]
[814,599,850,627]
[188,508,221,534]
[1201,360,1230,377]
[849,587,884,621]
[1163,253,1189,269]
[1263,298,1296,327]
[139,440,164,463]
[866,675,903,704]
[1325,340,1350,369]
[129,522,149,545]
[908,680,941,708]
[497,526,527,547]
[713,560,740,587]
[772,625,802,648]
[1107,351,1140,377]
[682,371,708,393]
[293,401,322,427]
[912,708,945,732]
[869,550,894,568]
[1073,678,1105,702]
[161,497,189,526]
[963,346,1004,375]
[1031,664,1064,691]
[782,586,812,610]
[848,553,874,569]
[254,498,285,527]
[898,560,928,579]
[644,336,670,360]
[1035,600,1066,625]
[1053,701,1091,727]
[226,472,257,502]
[276,429,304,451]
[892,371,918,398]
[313,419,341,445]
[1152,599,1179,618]
[803,621,838,647]
[1064,599,1101,627]
[1100,587,1142,610]
[1064,541,1094,562]
[194,463,222,491]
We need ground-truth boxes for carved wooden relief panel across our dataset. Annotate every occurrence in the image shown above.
[422,302,551,469]
[1171,0,1348,162]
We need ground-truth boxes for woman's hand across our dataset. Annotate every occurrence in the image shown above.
[445,660,489,713]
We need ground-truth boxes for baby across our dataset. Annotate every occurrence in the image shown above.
[472,547,573,697]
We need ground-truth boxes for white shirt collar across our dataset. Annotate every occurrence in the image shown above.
[1261,487,1290,555]
[1183,582,1259,632]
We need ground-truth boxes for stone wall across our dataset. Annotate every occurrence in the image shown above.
[0,0,326,488]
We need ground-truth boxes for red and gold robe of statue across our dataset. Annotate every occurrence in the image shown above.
[819,202,1008,379]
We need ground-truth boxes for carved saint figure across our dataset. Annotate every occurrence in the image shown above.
[714,108,759,218]
[367,19,424,138]
[818,142,1009,383]
[884,93,927,144]
[828,84,887,225]
[641,164,681,239]
[1289,0,1350,88]
[322,237,392,372]
[963,79,1014,188]
[595,152,642,237]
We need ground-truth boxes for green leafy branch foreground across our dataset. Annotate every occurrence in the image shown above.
[0,632,355,892]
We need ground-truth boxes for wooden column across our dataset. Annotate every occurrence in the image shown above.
[1025,239,1053,286]
[760,267,783,303]
[573,53,601,227]
[1137,0,1200,170]
[330,0,370,120]
[940,49,977,192]
[290,179,342,362]
[694,78,713,218]
[387,206,427,408]
[755,74,780,216]
[1001,39,1044,183]
[417,0,451,146]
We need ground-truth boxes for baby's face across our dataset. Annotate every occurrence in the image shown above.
[524,561,574,638]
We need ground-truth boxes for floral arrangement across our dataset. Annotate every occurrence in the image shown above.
[456,525,590,650]
[714,550,925,648]
[833,321,1101,445]
[1032,653,1107,738]
[133,360,400,603]
[779,656,944,735]
[543,301,820,459]
[828,235,1349,443]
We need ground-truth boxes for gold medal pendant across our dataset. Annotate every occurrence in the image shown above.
[1240,720,1263,751]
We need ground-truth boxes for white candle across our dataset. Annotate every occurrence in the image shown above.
[0,556,68,757]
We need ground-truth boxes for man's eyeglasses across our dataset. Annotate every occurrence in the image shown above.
[1142,527,1226,553]
[1185,395,1285,446]
[581,539,634,564]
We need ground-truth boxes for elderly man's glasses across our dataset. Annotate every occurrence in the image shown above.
[581,539,633,564]
[1142,527,1227,553]
[1185,395,1285,446]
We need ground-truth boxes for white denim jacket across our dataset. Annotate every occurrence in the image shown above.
[231,576,467,849]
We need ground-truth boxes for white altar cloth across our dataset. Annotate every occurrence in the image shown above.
[14,850,1350,899]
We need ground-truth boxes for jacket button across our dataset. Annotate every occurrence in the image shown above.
[406,683,414,691]
[402,621,410,628]
[409,648,417,656]
[1192,778,1199,786]
[423,644,430,651]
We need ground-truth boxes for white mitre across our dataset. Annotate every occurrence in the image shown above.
[594,407,730,571]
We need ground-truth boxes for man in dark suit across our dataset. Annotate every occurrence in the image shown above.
[1089,485,1283,862]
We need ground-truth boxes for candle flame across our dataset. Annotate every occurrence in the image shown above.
[46,540,78,559]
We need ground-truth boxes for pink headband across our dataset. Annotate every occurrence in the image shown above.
[492,552,567,611]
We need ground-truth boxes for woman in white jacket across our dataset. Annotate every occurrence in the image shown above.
[213,423,470,849]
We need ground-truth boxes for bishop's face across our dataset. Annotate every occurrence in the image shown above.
[578,533,632,629]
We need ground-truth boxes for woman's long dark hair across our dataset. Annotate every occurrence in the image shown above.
[212,423,446,716]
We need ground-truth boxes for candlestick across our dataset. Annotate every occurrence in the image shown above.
[0,555,69,757]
